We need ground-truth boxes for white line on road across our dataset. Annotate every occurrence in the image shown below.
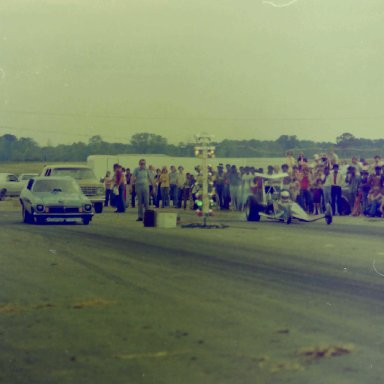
[373,260,384,277]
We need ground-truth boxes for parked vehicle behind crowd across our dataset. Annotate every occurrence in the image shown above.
[19,173,39,184]
[0,173,24,198]
[41,165,105,213]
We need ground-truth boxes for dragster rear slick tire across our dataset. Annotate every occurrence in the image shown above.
[246,197,261,222]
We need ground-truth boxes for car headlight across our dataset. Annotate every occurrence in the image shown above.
[84,204,92,212]
[36,204,45,212]
[97,187,105,195]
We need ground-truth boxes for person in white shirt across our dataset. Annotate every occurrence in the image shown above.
[330,164,343,215]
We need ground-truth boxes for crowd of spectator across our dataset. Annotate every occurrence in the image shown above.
[103,152,384,219]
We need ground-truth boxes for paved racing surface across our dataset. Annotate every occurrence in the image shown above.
[1,200,384,383]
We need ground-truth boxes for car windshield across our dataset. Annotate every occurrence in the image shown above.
[32,179,81,193]
[51,168,96,180]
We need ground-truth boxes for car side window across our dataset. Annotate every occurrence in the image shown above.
[27,179,34,190]
[45,169,51,176]
[7,175,18,182]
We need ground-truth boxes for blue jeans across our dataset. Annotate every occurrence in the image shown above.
[323,186,332,206]
[104,189,111,206]
[300,189,313,213]
[160,187,170,208]
[169,185,177,207]
[331,186,342,215]
[116,184,125,212]
[367,200,380,217]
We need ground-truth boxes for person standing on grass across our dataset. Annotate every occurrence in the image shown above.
[214,164,225,209]
[148,165,157,207]
[125,168,133,208]
[113,164,125,213]
[169,165,178,207]
[103,171,112,207]
[330,164,343,216]
[159,166,170,208]
[228,165,242,211]
[132,159,152,222]
[176,166,186,208]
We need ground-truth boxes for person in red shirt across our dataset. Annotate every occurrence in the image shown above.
[298,167,313,213]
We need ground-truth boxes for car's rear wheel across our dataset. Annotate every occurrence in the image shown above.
[94,203,103,214]
[245,197,261,222]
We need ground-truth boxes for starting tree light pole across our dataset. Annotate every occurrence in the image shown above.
[194,133,214,227]
[182,133,227,229]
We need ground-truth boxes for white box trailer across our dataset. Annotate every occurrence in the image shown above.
[87,154,285,180]
[87,154,185,180]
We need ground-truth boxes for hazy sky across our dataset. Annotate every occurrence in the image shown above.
[1,0,383,145]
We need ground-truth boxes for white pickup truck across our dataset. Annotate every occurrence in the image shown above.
[0,173,24,198]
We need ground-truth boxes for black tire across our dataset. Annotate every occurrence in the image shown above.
[245,197,261,222]
[22,206,33,224]
[94,203,103,214]
[82,217,91,225]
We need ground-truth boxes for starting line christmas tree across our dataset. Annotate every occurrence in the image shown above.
[194,133,216,227]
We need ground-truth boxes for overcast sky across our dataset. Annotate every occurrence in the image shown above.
[0,0,383,145]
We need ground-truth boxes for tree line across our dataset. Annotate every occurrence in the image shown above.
[0,132,383,162]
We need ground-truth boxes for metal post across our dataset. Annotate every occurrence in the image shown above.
[195,133,213,227]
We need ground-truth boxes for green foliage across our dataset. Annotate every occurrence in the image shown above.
[0,132,382,163]
[130,132,168,154]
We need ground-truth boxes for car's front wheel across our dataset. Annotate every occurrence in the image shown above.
[82,217,91,225]
[22,206,33,224]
